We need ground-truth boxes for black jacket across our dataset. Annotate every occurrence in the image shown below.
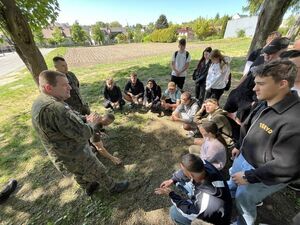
[124,79,144,96]
[170,161,232,225]
[240,92,300,185]
[193,60,211,84]
[144,80,161,103]
[104,85,122,103]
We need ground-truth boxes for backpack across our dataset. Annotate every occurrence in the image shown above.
[174,51,190,62]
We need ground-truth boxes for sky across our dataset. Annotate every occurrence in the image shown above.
[57,0,249,26]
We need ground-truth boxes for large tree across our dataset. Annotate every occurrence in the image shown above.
[246,0,298,55]
[91,22,105,45]
[155,14,169,29]
[71,21,87,44]
[0,0,59,84]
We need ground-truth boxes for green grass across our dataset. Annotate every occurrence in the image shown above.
[6,38,299,225]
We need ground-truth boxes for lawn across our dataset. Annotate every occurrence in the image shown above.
[0,38,299,225]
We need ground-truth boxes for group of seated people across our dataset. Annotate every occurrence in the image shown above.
[47,35,300,225]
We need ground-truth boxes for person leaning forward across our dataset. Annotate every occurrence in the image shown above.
[31,70,129,196]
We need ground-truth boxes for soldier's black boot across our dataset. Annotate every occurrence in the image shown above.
[85,182,99,196]
[0,179,18,204]
[110,180,129,194]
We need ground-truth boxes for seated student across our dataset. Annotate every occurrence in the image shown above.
[143,79,162,112]
[161,81,181,112]
[89,113,122,165]
[189,121,227,171]
[171,92,199,136]
[124,72,144,107]
[155,153,232,225]
[103,77,125,110]
[194,98,234,149]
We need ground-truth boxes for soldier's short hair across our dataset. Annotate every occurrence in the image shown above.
[39,70,66,87]
[253,59,297,88]
[53,56,65,62]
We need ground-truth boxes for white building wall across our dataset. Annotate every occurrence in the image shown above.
[224,16,258,38]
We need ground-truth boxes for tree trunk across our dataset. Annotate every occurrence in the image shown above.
[248,0,293,56]
[0,0,47,85]
[286,16,300,42]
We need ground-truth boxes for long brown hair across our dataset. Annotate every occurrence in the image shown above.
[210,49,227,69]
[200,121,227,150]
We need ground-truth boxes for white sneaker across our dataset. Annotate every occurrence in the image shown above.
[186,131,195,138]
[230,221,237,225]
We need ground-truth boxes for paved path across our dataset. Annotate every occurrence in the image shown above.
[0,48,55,86]
[0,48,54,77]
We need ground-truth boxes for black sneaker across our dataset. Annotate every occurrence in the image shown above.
[110,180,129,194]
[85,182,99,196]
[0,179,18,204]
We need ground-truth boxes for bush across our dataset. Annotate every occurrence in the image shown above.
[143,35,151,43]
[236,29,246,38]
[115,33,128,43]
[149,27,177,43]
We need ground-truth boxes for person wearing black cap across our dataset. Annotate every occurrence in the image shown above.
[155,153,232,225]
[223,37,290,123]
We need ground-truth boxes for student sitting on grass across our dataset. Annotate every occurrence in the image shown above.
[124,72,144,108]
[161,81,181,112]
[189,121,227,171]
[103,77,125,111]
[143,78,162,112]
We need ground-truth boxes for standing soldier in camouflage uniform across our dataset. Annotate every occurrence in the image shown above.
[32,70,129,196]
[53,56,90,115]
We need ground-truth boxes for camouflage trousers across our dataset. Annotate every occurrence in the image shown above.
[50,144,115,191]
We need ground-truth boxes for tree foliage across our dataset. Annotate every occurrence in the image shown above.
[91,22,105,45]
[155,14,169,29]
[243,0,299,15]
[0,0,59,84]
[14,0,59,32]
[115,33,127,43]
[110,21,122,27]
[51,26,65,44]
[71,21,87,44]
[33,29,45,45]
[150,26,177,43]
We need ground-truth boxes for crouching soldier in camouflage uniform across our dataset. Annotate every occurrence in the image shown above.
[53,56,90,115]
[32,70,129,196]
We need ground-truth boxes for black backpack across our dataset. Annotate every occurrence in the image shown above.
[174,51,190,62]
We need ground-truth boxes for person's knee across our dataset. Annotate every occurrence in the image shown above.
[182,123,191,130]
[235,188,253,205]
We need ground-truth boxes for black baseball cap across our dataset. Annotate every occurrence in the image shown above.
[263,37,290,55]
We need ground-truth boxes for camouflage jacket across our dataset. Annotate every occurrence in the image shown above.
[32,93,94,171]
[65,71,90,115]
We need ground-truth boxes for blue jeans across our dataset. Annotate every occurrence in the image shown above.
[170,205,192,225]
[227,154,287,225]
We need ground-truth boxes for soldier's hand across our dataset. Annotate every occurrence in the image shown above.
[86,113,101,124]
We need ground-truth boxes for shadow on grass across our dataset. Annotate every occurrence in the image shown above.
[0,108,192,225]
